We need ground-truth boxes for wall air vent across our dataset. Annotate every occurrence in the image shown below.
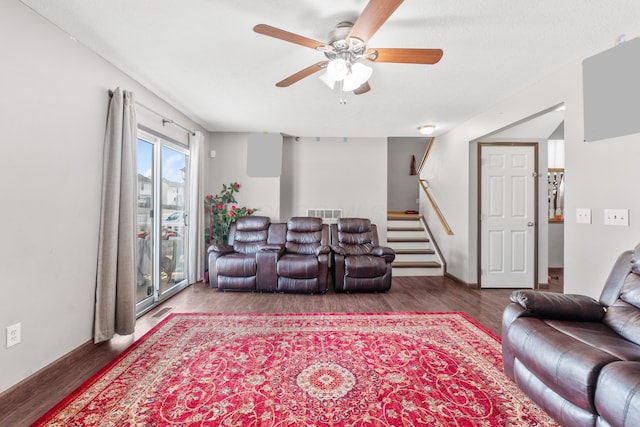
[306,209,342,224]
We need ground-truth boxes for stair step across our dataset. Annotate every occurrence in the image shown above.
[387,227,423,232]
[387,212,420,220]
[394,249,435,255]
[388,237,429,243]
[392,267,443,277]
[395,253,438,263]
[387,221,422,229]
[388,241,431,250]
[392,261,441,268]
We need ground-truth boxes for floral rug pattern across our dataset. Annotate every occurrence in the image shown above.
[33,312,557,426]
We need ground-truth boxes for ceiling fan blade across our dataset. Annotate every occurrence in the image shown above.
[353,81,371,95]
[254,24,329,50]
[366,48,443,64]
[276,61,327,87]
[347,0,404,44]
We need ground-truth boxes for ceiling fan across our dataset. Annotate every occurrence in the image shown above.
[253,0,443,97]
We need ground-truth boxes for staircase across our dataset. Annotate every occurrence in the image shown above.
[386,212,443,276]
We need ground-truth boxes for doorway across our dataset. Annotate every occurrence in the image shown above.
[477,105,565,288]
[135,129,190,316]
[479,143,537,288]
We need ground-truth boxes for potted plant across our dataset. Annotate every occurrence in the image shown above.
[204,182,257,246]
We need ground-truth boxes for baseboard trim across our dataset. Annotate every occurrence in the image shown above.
[445,272,478,288]
[0,338,94,422]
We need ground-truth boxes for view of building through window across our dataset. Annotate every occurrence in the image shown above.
[135,132,189,316]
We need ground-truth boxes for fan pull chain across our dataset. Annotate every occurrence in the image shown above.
[339,81,347,105]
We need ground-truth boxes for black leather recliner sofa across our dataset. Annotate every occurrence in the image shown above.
[274,217,330,293]
[330,218,395,292]
[207,216,331,293]
[502,244,640,427]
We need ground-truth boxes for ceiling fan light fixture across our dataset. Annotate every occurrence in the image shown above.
[342,62,373,91]
[418,125,436,135]
[326,58,349,81]
[318,71,336,89]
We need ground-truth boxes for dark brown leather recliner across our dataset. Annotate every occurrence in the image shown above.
[502,244,640,427]
[330,218,395,292]
[275,217,330,293]
[207,216,279,291]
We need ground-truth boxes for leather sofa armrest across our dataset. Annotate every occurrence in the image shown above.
[259,243,283,253]
[372,246,396,263]
[316,245,331,256]
[256,248,279,292]
[207,244,233,288]
[510,290,605,321]
[208,244,233,255]
[331,245,346,256]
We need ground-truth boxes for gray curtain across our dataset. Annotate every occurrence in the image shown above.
[94,87,137,343]
[188,131,205,283]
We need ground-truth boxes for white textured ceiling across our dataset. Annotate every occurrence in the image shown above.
[19,0,640,138]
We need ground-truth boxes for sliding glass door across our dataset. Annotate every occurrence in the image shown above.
[136,130,189,316]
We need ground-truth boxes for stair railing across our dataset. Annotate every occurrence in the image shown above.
[417,136,453,236]
[419,179,454,235]
[418,214,447,274]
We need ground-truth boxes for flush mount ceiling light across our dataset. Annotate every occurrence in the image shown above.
[418,125,436,135]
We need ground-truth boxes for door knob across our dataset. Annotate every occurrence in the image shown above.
[527,221,535,227]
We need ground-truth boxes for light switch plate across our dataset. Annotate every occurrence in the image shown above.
[604,209,629,226]
[576,208,591,224]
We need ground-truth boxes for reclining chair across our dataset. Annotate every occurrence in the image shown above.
[275,217,330,293]
[207,216,277,291]
[330,218,395,292]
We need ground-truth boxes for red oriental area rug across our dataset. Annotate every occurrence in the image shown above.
[33,312,557,426]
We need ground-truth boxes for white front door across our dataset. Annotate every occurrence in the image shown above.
[480,144,537,288]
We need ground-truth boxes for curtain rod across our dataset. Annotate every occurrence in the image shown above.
[108,90,196,136]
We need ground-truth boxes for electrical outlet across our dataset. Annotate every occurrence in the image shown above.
[576,208,591,224]
[6,323,21,348]
[604,209,629,226]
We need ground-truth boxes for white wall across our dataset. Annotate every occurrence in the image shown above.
[424,36,640,298]
[549,223,565,268]
[206,132,281,221]
[285,137,388,239]
[205,135,388,236]
[0,0,207,394]
[279,137,296,221]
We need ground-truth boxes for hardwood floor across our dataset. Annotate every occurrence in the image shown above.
[0,275,562,426]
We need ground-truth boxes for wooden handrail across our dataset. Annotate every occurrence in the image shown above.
[419,179,454,235]
[417,137,435,174]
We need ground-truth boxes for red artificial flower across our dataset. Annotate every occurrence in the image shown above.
[205,195,213,200]
[234,183,240,190]
[231,205,237,211]
[247,209,252,214]
[229,212,235,217]
[216,204,223,210]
